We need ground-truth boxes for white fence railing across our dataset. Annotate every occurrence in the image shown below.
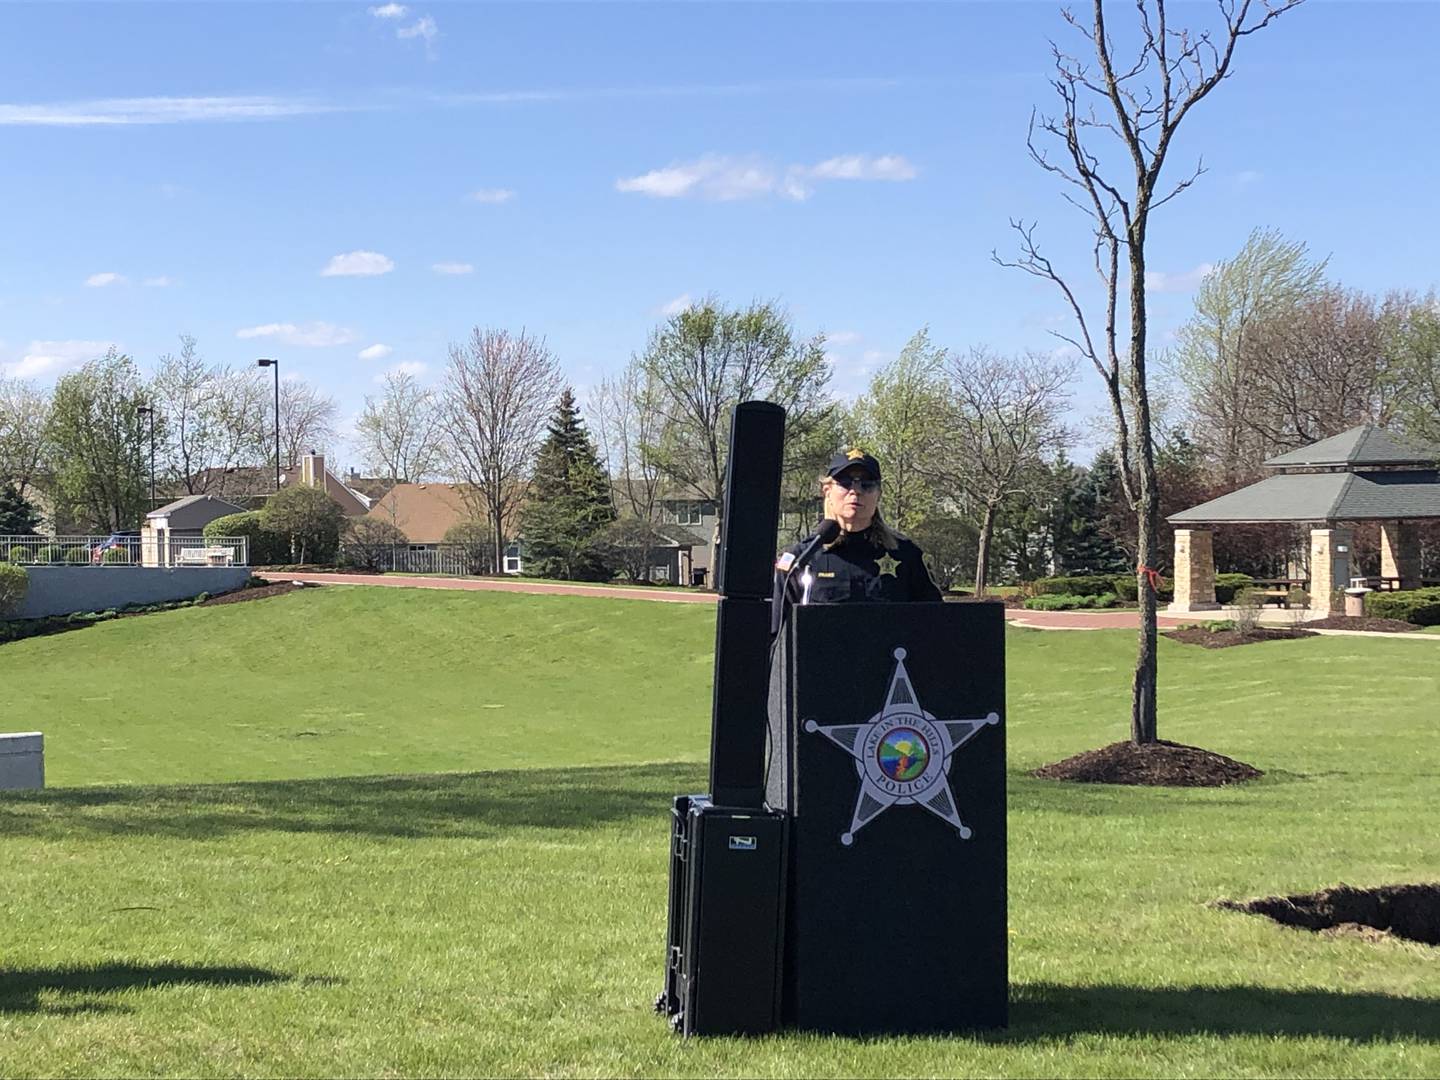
[340,543,481,576]
[2,535,250,567]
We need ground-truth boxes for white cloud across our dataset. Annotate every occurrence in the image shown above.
[467,188,514,204]
[2,339,111,379]
[431,261,474,275]
[660,293,693,316]
[359,343,393,361]
[397,15,438,43]
[236,322,359,347]
[85,272,126,287]
[369,2,408,16]
[376,360,428,383]
[1145,263,1214,294]
[321,250,395,277]
[825,330,861,346]
[0,96,344,126]
[142,276,175,287]
[616,152,918,202]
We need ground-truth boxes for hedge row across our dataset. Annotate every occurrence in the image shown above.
[1023,591,1122,611]
[203,511,291,565]
[1364,587,1440,626]
[1033,574,1174,603]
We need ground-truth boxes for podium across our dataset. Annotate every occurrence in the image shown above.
[766,601,1007,1033]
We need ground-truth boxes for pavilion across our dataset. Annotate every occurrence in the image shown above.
[1167,425,1440,615]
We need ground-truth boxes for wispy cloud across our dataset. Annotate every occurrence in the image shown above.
[0,96,344,127]
[825,330,862,346]
[436,77,901,107]
[467,188,514,204]
[236,322,358,347]
[143,276,175,288]
[321,250,394,277]
[358,344,393,361]
[616,153,918,202]
[397,15,438,43]
[369,2,408,17]
[2,339,111,379]
[85,272,126,287]
[659,293,693,316]
[1145,263,1214,294]
[432,261,474,275]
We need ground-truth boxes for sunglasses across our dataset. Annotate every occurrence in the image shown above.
[832,475,879,494]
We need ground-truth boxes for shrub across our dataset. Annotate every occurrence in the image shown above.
[101,546,132,565]
[1364,587,1440,626]
[1111,575,1138,602]
[1214,572,1255,604]
[7,545,29,563]
[1031,574,1118,597]
[442,520,496,575]
[260,486,345,565]
[0,562,28,617]
[33,544,65,564]
[343,518,408,572]
[64,546,89,564]
[1023,593,1090,611]
[205,510,288,565]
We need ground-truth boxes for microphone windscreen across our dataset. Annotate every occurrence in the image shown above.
[816,518,841,544]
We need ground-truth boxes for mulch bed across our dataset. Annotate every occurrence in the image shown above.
[1214,883,1440,946]
[1032,739,1263,787]
[1164,626,1317,649]
[1299,615,1420,633]
[199,582,311,607]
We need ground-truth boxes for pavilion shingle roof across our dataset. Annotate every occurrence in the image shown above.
[1264,425,1440,469]
[1168,469,1440,524]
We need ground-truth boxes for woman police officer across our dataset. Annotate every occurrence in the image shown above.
[771,448,941,629]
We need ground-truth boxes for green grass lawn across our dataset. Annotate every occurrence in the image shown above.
[2,587,1439,1077]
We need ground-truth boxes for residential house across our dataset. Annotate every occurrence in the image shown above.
[140,494,246,566]
[184,452,372,517]
[366,482,526,573]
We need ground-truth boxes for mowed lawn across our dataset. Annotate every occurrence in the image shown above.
[2,586,1439,1078]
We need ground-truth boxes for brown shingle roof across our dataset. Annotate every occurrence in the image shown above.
[367,483,476,544]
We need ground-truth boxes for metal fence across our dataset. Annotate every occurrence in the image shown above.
[1,535,250,567]
[340,543,482,576]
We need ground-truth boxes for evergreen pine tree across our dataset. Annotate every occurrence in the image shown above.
[0,483,41,536]
[520,389,617,581]
[1057,450,1131,574]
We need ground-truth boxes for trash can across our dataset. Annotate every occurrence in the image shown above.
[690,568,708,588]
[1344,586,1370,618]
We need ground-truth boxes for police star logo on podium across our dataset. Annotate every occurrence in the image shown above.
[804,647,1000,846]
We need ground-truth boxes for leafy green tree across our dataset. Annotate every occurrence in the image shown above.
[908,515,978,593]
[343,518,407,571]
[203,511,288,565]
[260,484,345,564]
[0,482,41,536]
[519,389,617,581]
[848,328,947,531]
[48,349,150,531]
[599,516,669,583]
[1382,293,1440,446]
[442,519,496,575]
[1056,449,1132,575]
[642,298,834,570]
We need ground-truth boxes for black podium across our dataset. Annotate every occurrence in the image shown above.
[766,600,1007,1034]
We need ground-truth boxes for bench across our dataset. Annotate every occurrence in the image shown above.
[176,547,233,567]
[1255,589,1292,608]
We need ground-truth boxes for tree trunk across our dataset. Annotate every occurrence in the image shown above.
[1129,232,1160,746]
[492,510,504,576]
[973,500,998,597]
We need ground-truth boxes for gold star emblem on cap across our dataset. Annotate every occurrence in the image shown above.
[877,553,900,577]
[846,447,866,460]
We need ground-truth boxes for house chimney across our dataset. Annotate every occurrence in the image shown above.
[301,450,326,490]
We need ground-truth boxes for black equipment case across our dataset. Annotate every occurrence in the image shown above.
[657,795,788,1036]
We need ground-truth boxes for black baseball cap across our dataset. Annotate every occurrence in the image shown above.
[827,448,881,481]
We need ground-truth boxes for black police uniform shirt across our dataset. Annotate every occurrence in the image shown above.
[771,527,942,631]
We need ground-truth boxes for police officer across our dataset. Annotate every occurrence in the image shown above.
[772,448,941,631]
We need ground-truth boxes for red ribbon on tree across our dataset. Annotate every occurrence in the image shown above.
[1137,565,1162,593]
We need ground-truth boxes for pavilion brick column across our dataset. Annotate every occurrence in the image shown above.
[1309,526,1354,615]
[1380,521,1421,590]
[1168,529,1219,612]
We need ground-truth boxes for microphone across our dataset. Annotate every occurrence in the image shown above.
[789,519,841,586]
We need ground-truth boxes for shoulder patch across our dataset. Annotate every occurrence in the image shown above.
[775,551,797,572]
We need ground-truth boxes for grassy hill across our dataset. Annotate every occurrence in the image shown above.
[2,587,1439,1076]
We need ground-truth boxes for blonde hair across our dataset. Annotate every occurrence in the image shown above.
[819,475,900,552]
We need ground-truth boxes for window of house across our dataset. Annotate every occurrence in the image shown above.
[672,501,703,525]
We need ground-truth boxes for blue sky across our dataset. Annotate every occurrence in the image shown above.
[2,1,1436,466]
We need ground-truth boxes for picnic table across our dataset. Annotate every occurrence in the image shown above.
[1251,578,1307,607]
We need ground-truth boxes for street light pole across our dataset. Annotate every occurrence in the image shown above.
[257,358,280,491]
[136,404,156,511]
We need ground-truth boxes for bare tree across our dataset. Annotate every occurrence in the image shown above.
[642,298,834,571]
[0,376,51,498]
[356,370,443,482]
[930,349,1073,595]
[441,327,563,573]
[997,0,1304,745]
[588,357,664,521]
[150,336,269,494]
[278,378,340,467]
